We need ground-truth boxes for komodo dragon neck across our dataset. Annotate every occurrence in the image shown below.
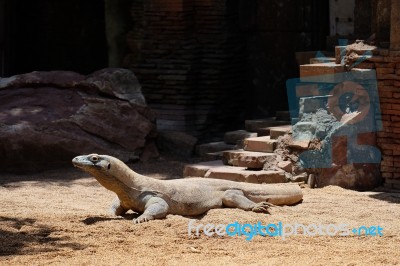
[72,154,161,197]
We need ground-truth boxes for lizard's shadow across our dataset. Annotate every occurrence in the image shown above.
[81,213,139,225]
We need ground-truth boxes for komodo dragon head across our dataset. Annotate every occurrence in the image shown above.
[72,154,135,191]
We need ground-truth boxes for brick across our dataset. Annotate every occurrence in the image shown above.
[384,57,400,62]
[390,51,400,56]
[382,173,393,178]
[295,84,320,97]
[396,63,400,69]
[394,81,400,87]
[392,115,400,121]
[204,167,286,184]
[224,130,257,145]
[288,140,310,150]
[382,149,393,155]
[379,85,399,92]
[376,68,395,74]
[277,160,292,172]
[244,136,277,153]
[379,91,393,98]
[366,55,384,62]
[380,109,400,116]
[355,62,375,69]
[222,150,276,169]
[300,63,345,83]
[377,73,400,80]
[381,160,394,167]
[269,126,292,139]
[350,68,376,80]
[378,49,390,56]
[393,93,400,98]
[335,46,346,64]
[375,62,396,68]
[183,160,224,177]
[396,69,400,75]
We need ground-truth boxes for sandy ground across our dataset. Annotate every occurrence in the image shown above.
[1,156,400,266]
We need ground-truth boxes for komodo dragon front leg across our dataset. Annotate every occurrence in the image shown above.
[110,196,169,223]
[222,190,274,213]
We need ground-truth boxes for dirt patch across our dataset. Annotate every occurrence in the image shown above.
[1,156,399,265]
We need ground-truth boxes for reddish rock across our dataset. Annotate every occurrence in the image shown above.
[0,69,158,172]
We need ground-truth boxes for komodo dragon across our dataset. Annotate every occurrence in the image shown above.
[72,154,303,223]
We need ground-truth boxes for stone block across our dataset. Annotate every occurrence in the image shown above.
[310,57,336,64]
[300,63,345,83]
[269,126,292,139]
[183,160,224,177]
[224,130,257,145]
[335,46,347,64]
[277,160,292,172]
[222,150,276,169]
[244,136,277,152]
[205,167,286,184]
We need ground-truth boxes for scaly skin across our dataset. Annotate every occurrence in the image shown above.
[72,154,303,223]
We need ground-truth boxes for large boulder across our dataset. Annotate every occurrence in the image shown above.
[0,68,158,172]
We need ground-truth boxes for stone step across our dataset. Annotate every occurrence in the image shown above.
[300,63,345,83]
[269,125,292,139]
[254,124,292,137]
[195,142,236,157]
[224,130,257,145]
[243,136,277,153]
[245,118,288,132]
[183,161,287,184]
[222,150,276,169]
[205,167,286,184]
[183,160,224,177]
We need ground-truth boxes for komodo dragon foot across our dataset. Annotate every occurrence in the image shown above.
[252,201,275,213]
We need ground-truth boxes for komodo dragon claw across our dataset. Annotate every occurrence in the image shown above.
[252,201,275,213]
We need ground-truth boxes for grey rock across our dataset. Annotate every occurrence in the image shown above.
[0,69,158,172]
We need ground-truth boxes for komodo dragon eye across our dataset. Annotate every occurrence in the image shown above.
[90,155,99,162]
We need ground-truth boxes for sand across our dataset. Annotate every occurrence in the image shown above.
[1,156,400,265]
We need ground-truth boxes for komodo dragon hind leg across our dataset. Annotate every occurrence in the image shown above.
[222,190,274,213]
[132,197,169,224]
